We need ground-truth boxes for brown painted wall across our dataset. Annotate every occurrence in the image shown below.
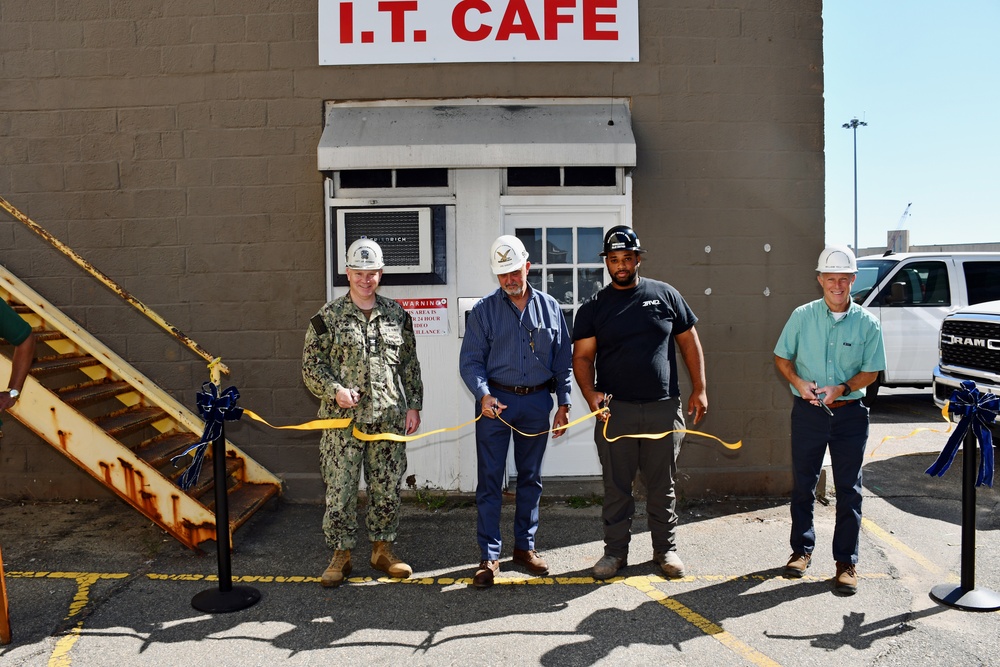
[0,1,824,501]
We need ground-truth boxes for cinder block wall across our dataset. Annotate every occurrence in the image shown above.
[0,1,823,501]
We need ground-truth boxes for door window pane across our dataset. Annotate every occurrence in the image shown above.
[548,269,574,305]
[578,268,604,300]
[547,228,573,264]
[579,227,604,263]
[516,228,543,264]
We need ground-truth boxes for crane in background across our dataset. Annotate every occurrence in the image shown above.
[895,202,912,230]
[886,203,912,254]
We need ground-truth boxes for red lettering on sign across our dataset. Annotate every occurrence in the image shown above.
[545,0,575,40]
[497,0,540,41]
[453,0,492,41]
[340,2,354,43]
[378,0,419,43]
[583,0,618,40]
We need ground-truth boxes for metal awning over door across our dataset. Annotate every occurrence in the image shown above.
[317,99,636,171]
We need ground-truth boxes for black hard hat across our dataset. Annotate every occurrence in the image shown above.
[600,225,646,256]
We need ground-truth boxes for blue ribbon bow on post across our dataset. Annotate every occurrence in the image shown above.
[925,380,998,488]
[171,383,244,491]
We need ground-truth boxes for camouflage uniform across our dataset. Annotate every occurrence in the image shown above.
[302,293,423,550]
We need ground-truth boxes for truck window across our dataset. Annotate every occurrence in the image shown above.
[853,258,897,303]
[871,261,949,307]
[963,262,1000,305]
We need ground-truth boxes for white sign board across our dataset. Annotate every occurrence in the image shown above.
[397,298,450,336]
[318,0,639,65]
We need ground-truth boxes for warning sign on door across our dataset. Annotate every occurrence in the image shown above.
[397,298,449,336]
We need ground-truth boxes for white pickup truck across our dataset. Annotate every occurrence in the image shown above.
[932,299,1000,408]
[851,252,1000,404]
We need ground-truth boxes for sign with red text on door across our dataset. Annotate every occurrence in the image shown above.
[318,0,639,65]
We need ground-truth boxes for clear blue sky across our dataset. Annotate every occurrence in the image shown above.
[824,0,999,251]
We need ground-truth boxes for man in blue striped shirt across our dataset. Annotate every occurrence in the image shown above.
[460,235,573,588]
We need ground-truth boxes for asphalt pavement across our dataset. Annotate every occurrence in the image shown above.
[1,388,998,666]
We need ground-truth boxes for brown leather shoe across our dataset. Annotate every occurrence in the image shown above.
[472,560,499,588]
[834,561,858,595]
[783,552,811,578]
[512,549,549,575]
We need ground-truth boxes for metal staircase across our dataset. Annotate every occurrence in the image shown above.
[0,265,282,550]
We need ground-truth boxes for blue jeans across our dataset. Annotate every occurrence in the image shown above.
[475,388,553,561]
[789,398,869,564]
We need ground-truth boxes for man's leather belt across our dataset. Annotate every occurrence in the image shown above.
[801,397,857,409]
[488,380,549,396]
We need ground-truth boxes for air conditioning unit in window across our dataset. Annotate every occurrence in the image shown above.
[329,204,448,286]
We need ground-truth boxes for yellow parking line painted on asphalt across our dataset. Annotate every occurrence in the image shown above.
[4,572,129,667]
[7,567,897,666]
[11,570,890,587]
[622,576,783,667]
[862,517,955,579]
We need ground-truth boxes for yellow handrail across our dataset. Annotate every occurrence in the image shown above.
[0,195,228,376]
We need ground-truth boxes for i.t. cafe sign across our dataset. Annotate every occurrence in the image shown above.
[318,0,640,65]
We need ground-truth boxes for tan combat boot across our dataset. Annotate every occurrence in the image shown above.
[320,549,352,587]
[371,541,412,579]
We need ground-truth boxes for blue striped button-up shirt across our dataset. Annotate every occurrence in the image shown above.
[459,286,573,407]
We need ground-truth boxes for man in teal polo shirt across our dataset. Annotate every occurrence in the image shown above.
[0,299,35,426]
[773,245,885,595]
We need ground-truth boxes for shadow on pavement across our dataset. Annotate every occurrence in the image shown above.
[864,452,1000,530]
[867,388,942,425]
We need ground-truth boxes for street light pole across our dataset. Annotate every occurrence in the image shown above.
[842,117,867,253]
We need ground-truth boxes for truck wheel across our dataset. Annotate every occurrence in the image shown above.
[863,376,882,407]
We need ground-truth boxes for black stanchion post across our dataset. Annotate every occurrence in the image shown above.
[191,421,261,613]
[929,427,1000,611]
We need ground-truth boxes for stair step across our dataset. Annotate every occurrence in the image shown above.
[32,330,66,343]
[57,379,133,407]
[226,483,280,531]
[186,457,242,498]
[137,431,203,468]
[95,405,168,438]
[30,354,102,376]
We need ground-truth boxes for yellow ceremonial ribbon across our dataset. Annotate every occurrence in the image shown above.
[241,405,742,452]
[867,399,954,458]
[601,413,742,450]
[353,416,482,442]
[242,408,352,432]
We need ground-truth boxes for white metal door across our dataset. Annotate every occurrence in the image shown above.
[502,204,626,477]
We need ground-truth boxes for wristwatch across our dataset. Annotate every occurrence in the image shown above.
[6,388,19,400]
[840,382,852,397]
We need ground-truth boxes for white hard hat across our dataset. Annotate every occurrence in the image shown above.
[490,235,528,275]
[816,245,857,273]
[345,237,384,270]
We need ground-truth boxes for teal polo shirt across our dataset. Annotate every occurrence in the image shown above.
[0,300,31,347]
[774,299,886,401]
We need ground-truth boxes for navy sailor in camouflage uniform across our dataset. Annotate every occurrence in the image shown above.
[302,238,423,587]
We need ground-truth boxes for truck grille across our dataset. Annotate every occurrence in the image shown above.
[940,318,1000,373]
